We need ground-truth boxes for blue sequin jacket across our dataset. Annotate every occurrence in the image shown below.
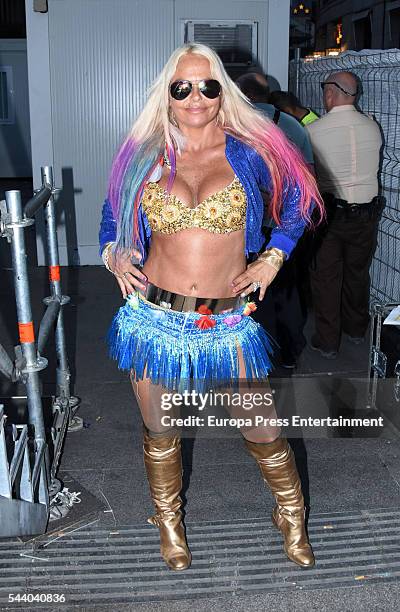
[99,134,307,261]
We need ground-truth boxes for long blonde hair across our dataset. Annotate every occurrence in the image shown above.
[108,43,322,256]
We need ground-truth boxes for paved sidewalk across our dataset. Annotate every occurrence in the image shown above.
[0,266,399,611]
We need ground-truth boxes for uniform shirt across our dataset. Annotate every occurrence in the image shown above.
[255,102,314,165]
[306,105,382,203]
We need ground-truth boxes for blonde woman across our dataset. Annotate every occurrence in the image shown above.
[99,43,323,571]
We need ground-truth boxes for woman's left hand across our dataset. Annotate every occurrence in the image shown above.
[231,260,278,301]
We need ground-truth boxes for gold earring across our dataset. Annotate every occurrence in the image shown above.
[169,109,178,127]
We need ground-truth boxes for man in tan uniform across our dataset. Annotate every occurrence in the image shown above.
[306,71,383,358]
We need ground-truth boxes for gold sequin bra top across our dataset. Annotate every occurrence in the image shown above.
[141,176,247,234]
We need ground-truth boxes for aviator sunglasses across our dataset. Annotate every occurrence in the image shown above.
[169,79,222,100]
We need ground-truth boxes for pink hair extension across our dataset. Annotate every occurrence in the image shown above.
[107,136,138,220]
[107,136,162,252]
[248,123,324,226]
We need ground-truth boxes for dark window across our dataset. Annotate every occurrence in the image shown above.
[0,0,26,38]
[191,23,255,65]
[0,71,9,121]
[390,8,400,48]
[0,67,14,124]
[353,15,372,50]
[315,25,327,50]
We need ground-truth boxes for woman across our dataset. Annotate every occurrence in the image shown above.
[99,43,323,572]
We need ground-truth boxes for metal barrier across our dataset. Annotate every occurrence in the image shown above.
[0,167,79,537]
[0,405,48,536]
[289,49,400,305]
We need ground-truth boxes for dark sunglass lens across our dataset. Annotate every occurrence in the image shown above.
[170,81,192,100]
[200,79,221,99]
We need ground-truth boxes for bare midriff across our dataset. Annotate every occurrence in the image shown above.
[141,147,247,298]
[142,228,246,298]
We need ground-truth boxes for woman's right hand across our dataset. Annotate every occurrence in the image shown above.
[108,248,148,298]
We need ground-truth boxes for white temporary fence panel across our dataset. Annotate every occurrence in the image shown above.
[290,49,400,304]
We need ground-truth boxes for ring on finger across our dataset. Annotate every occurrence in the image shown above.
[123,271,130,279]
[252,280,262,292]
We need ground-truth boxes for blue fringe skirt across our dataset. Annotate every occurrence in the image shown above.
[107,293,274,391]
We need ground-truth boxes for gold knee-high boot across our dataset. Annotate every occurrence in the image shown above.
[245,437,314,568]
[143,427,191,571]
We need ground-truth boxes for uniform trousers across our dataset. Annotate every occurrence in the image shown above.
[309,205,381,352]
[253,253,307,364]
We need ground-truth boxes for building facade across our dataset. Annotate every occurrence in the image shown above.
[315,0,400,52]
[290,1,316,58]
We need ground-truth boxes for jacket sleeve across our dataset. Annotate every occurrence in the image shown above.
[251,149,308,257]
[266,181,308,257]
[98,198,117,255]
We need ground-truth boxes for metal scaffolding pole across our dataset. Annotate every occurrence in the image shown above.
[41,167,71,400]
[0,171,82,535]
[6,190,48,449]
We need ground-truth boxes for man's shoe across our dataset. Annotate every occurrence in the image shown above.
[280,349,296,369]
[282,360,296,370]
[345,334,365,345]
[309,338,338,360]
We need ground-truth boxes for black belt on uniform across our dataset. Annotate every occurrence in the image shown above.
[322,194,385,218]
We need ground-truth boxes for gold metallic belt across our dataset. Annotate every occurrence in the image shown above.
[137,281,244,314]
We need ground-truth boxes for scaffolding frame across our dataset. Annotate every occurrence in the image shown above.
[0,166,79,537]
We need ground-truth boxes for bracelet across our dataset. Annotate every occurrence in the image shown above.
[102,242,116,274]
[257,247,286,272]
